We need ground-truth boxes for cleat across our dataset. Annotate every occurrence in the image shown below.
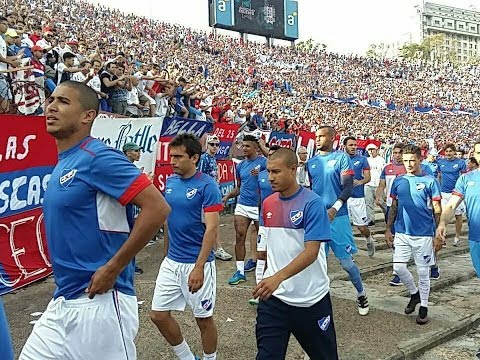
[416,306,428,325]
[389,275,402,286]
[430,266,440,280]
[405,291,420,314]
[366,240,375,257]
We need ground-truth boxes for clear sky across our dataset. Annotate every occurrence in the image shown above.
[87,0,479,55]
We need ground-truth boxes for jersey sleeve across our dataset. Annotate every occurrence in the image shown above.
[390,178,399,199]
[303,197,332,242]
[460,159,467,173]
[89,148,151,206]
[452,175,466,198]
[380,166,386,180]
[430,178,442,201]
[362,157,370,171]
[202,179,223,212]
[235,162,241,181]
[197,154,206,173]
[339,153,354,177]
[260,156,268,171]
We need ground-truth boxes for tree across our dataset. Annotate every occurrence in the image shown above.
[399,34,446,61]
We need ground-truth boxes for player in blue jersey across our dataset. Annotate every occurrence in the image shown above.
[223,135,267,285]
[385,145,443,325]
[151,134,222,360]
[343,137,375,257]
[437,141,480,279]
[0,299,13,360]
[421,150,439,178]
[20,81,170,360]
[437,143,467,247]
[249,145,280,306]
[307,126,369,316]
[198,134,233,261]
[254,148,338,360]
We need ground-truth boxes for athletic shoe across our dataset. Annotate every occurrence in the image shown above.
[366,240,375,257]
[430,266,440,280]
[405,291,420,314]
[244,259,257,272]
[453,237,460,247]
[228,270,246,285]
[214,248,233,261]
[248,298,259,306]
[389,275,403,286]
[134,266,144,275]
[367,220,375,227]
[416,306,428,325]
[356,294,369,316]
[146,239,157,247]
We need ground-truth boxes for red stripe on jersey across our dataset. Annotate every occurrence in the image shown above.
[119,174,151,205]
[364,167,371,170]
[80,137,96,156]
[432,196,442,201]
[204,204,224,212]
[452,191,464,199]
[342,169,354,176]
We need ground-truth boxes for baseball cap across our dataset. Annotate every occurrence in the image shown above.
[31,45,44,52]
[366,143,378,150]
[5,29,19,38]
[122,142,141,152]
[206,134,220,144]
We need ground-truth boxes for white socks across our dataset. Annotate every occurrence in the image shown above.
[172,339,195,360]
[236,261,245,276]
[204,352,217,360]
[255,260,266,284]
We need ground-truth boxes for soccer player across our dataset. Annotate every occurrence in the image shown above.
[422,150,439,178]
[365,143,386,226]
[307,126,369,315]
[0,299,13,360]
[437,141,480,278]
[198,134,233,261]
[151,134,222,360]
[254,148,338,360]
[385,145,442,325]
[249,145,280,306]
[437,143,467,247]
[343,137,375,257]
[223,135,267,285]
[20,81,170,360]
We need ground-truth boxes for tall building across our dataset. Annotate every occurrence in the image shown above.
[421,2,480,61]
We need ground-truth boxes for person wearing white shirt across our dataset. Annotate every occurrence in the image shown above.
[127,76,147,117]
[365,143,386,225]
[296,146,310,187]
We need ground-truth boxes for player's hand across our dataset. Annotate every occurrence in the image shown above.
[188,266,204,293]
[433,237,443,253]
[253,274,282,301]
[86,264,119,299]
[435,223,447,244]
[222,196,229,206]
[327,207,337,223]
[375,196,381,206]
[385,229,394,248]
[353,179,360,187]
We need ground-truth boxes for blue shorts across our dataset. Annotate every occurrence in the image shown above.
[469,240,480,278]
[0,299,14,360]
[325,215,357,260]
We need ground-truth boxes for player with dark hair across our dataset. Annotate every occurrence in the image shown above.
[20,82,170,359]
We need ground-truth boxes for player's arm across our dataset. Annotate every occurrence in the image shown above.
[436,193,463,243]
[222,178,240,205]
[385,197,397,248]
[258,138,269,157]
[87,185,171,298]
[327,172,353,222]
[356,168,371,187]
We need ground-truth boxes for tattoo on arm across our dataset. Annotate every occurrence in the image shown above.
[386,199,397,228]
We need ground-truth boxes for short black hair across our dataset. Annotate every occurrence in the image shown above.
[169,133,202,159]
[58,81,99,113]
[343,136,356,146]
[393,143,405,151]
[269,148,298,167]
[444,143,456,152]
[403,144,421,158]
[92,59,102,66]
[469,157,479,166]
[80,60,91,67]
[456,149,465,155]
[0,16,7,22]
[269,145,281,151]
[106,61,116,69]
[178,77,187,83]
[63,52,75,61]
[243,135,258,143]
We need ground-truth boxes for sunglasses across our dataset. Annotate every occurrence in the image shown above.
[208,143,219,147]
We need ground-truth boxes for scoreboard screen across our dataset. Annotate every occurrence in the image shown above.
[209,0,298,41]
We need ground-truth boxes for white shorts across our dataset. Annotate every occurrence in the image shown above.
[393,233,435,267]
[19,290,138,360]
[347,197,369,226]
[441,192,465,216]
[234,203,259,221]
[152,257,216,318]
[257,225,267,252]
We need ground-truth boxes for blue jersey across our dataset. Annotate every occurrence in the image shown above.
[421,163,434,176]
[164,172,222,263]
[437,158,467,193]
[307,151,354,216]
[235,156,267,206]
[198,152,218,181]
[258,169,273,226]
[350,154,370,198]
[421,160,438,178]
[390,174,441,236]
[43,137,150,300]
[453,170,480,242]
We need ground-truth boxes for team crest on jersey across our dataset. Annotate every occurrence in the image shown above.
[415,183,426,191]
[346,244,352,253]
[290,210,303,226]
[453,164,459,169]
[311,164,317,169]
[266,211,273,219]
[201,299,212,311]
[60,169,77,188]
[261,178,266,183]
[165,188,173,194]
[327,160,337,168]
[423,255,432,264]
[317,315,331,331]
[354,161,361,166]
[186,188,198,199]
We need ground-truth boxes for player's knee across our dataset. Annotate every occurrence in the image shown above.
[257,251,266,260]
[150,310,171,325]
[393,263,408,277]
[195,316,214,332]
[339,257,356,272]
[416,266,430,279]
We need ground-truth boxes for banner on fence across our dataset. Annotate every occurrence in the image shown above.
[296,131,316,158]
[0,115,57,296]
[212,123,240,160]
[217,160,235,205]
[268,131,296,149]
[91,117,163,175]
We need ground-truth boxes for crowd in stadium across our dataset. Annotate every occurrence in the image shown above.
[1,0,480,152]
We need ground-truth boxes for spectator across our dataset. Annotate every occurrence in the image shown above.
[0,16,21,113]
[56,52,82,85]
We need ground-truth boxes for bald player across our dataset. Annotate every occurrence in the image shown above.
[255,148,338,360]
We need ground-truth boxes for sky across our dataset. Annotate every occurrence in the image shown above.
[87,0,480,55]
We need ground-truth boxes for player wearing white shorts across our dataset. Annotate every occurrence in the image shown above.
[222,135,267,285]
[20,82,170,360]
[385,145,442,325]
[150,134,223,360]
[344,137,375,257]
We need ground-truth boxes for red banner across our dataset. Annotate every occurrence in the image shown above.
[211,123,240,160]
[0,115,57,295]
